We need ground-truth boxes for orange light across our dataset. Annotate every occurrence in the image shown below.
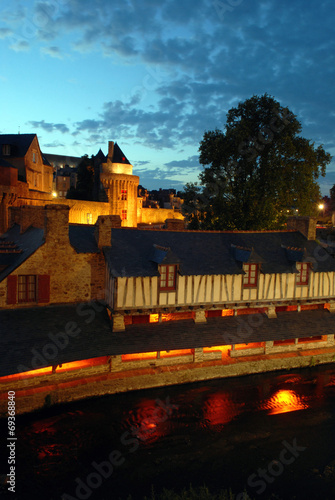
[159,349,192,358]
[222,309,234,317]
[203,345,230,355]
[203,392,240,427]
[265,389,308,415]
[55,356,108,373]
[0,356,109,383]
[149,314,159,323]
[0,366,53,382]
[235,342,265,351]
[122,352,157,361]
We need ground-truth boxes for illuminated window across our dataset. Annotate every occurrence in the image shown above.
[296,263,309,285]
[159,265,176,291]
[121,189,127,200]
[18,275,37,303]
[121,210,127,220]
[243,263,258,287]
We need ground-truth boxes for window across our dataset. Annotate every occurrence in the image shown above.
[7,275,50,305]
[33,152,36,163]
[87,213,93,224]
[243,263,258,287]
[121,189,127,200]
[121,210,127,220]
[18,275,37,303]
[159,265,176,291]
[296,263,309,285]
[2,144,11,156]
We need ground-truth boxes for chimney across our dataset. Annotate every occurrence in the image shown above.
[12,205,46,233]
[287,216,316,241]
[164,218,185,231]
[108,141,114,160]
[95,215,121,248]
[44,205,70,245]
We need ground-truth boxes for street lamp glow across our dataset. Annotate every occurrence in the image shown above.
[318,204,324,210]
[52,191,57,198]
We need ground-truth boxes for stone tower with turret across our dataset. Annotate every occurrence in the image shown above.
[98,141,139,227]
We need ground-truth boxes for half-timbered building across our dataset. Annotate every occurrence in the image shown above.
[103,216,335,330]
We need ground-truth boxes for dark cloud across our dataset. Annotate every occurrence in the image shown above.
[43,141,65,148]
[164,156,200,170]
[136,160,151,166]
[40,46,63,58]
[10,40,30,52]
[0,28,12,39]
[2,0,334,190]
[28,120,70,134]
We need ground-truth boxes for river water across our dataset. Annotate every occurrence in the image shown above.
[1,365,335,500]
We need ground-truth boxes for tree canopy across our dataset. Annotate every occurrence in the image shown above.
[66,155,95,200]
[182,94,332,230]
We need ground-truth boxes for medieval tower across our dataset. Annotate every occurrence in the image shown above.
[99,141,139,227]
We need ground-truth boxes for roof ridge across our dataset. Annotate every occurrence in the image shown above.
[122,227,300,234]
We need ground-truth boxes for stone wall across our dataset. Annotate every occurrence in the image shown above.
[287,216,316,240]
[138,207,184,224]
[0,205,104,308]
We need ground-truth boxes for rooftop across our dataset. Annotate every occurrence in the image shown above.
[104,227,335,277]
[0,305,333,377]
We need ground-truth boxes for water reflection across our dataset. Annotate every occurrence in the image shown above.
[4,366,335,500]
[122,399,172,444]
[202,392,242,428]
[263,389,309,415]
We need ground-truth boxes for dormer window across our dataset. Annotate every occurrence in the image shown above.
[243,263,258,288]
[296,263,309,285]
[2,144,11,156]
[159,265,177,291]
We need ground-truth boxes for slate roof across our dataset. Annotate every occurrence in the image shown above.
[104,228,335,278]
[0,158,17,169]
[111,143,131,164]
[0,225,45,282]
[44,153,82,168]
[0,224,100,281]
[0,134,36,158]
[0,306,334,377]
[0,303,112,377]
[69,224,99,253]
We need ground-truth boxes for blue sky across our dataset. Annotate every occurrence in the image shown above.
[1,0,335,194]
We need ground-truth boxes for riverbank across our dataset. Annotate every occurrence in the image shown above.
[1,344,335,417]
[2,364,335,500]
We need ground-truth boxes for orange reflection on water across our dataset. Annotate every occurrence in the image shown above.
[203,392,240,427]
[127,399,170,443]
[265,389,308,415]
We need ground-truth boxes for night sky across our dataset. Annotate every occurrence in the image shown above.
[1,0,334,194]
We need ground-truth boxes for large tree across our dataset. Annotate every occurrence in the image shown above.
[182,94,331,230]
[66,155,95,200]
